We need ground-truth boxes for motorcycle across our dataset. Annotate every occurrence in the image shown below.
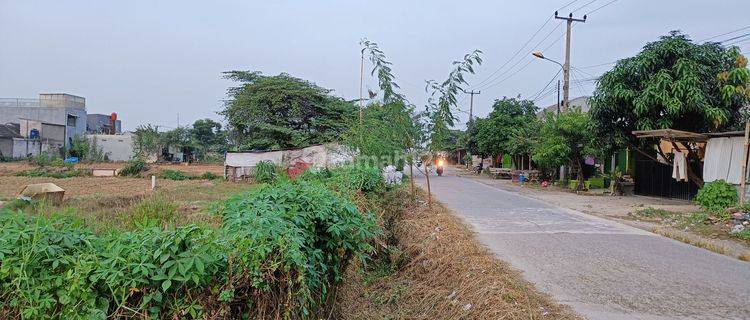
[436,158,445,176]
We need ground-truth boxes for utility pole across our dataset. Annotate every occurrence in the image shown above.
[359,49,365,125]
[466,90,480,121]
[555,11,586,112]
[556,80,561,114]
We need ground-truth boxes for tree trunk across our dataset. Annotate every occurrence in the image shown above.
[423,154,432,210]
[576,156,585,191]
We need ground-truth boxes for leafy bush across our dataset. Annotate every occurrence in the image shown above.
[253,160,278,183]
[160,169,191,181]
[695,179,738,213]
[219,180,379,315]
[14,168,83,178]
[200,171,220,180]
[119,158,149,176]
[0,167,382,318]
[29,152,66,168]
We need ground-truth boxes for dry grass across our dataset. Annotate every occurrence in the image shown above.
[651,227,729,255]
[337,189,581,320]
[2,176,252,233]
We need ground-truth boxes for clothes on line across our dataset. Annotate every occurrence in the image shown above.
[672,151,687,182]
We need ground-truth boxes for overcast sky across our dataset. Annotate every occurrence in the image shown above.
[2,0,749,131]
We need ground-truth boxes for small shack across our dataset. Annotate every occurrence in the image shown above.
[224,143,353,181]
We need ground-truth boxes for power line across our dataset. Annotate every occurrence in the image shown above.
[571,0,598,13]
[700,25,750,42]
[530,69,562,101]
[719,32,750,44]
[470,0,583,90]
[586,0,618,15]
[471,15,555,89]
[476,23,566,91]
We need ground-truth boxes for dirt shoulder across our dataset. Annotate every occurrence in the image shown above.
[338,189,581,320]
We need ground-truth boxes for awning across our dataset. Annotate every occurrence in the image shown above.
[632,129,707,141]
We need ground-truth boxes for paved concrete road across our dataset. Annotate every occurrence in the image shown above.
[415,167,750,320]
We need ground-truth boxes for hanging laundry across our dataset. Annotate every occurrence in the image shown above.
[672,151,688,182]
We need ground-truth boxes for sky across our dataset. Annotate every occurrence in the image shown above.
[1,0,749,131]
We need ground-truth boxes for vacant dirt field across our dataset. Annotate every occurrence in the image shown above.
[0,176,195,200]
[0,162,225,176]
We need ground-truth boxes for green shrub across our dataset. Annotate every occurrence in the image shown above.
[253,160,278,183]
[119,158,149,176]
[695,179,738,213]
[0,164,383,318]
[733,229,750,240]
[199,171,220,180]
[14,168,83,178]
[160,169,191,181]
[127,196,178,229]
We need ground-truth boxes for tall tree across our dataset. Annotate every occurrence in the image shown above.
[590,31,750,185]
[221,71,356,150]
[191,119,226,154]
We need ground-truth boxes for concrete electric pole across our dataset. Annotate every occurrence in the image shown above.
[555,11,586,112]
[465,90,481,121]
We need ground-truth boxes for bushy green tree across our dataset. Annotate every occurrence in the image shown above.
[221,71,355,150]
[191,118,227,155]
[532,109,597,188]
[133,124,161,158]
[473,97,538,162]
[590,31,750,185]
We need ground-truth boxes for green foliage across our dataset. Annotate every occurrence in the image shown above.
[15,168,83,179]
[221,71,355,150]
[473,97,538,158]
[29,152,63,168]
[160,127,193,151]
[68,135,108,162]
[253,160,278,183]
[119,158,149,176]
[590,31,750,155]
[695,179,738,213]
[219,180,379,315]
[133,124,161,157]
[0,165,383,318]
[532,109,597,183]
[160,169,192,181]
[426,50,482,151]
[127,196,178,229]
[733,229,750,240]
[199,171,220,180]
[192,118,227,158]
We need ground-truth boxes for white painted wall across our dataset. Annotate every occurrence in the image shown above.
[87,133,135,161]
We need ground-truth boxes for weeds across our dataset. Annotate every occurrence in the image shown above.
[0,165,384,318]
[119,158,149,176]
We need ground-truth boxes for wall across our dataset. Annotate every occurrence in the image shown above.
[10,138,50,159]
[87,133,135,161]
[87,114,122,134]
[0,138,12,157]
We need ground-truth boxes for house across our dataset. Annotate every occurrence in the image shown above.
[0,123,50,159]
[0,93,87,151]
[536,96,590,118]
[87,113,122,134]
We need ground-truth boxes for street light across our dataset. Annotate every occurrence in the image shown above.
[531,51,564,113]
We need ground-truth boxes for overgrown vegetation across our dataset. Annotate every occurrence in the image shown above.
[119,158,149,176]
[695,179,738,213]
[0,164,385,318]
[253,160,280,183]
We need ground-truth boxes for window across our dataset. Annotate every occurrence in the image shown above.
[66,114,76,127]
